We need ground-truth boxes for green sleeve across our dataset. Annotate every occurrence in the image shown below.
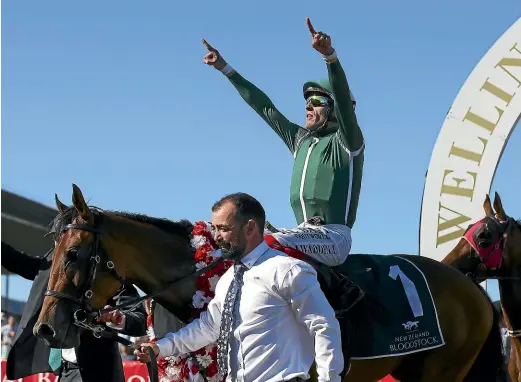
[228,72,302,154]
[328,60,364,152]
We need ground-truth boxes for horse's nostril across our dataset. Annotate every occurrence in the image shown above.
[36,323,56,340]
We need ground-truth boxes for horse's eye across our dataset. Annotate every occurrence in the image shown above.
[65,249,79,264]
[476,230,493,247]
[478,231,491,239]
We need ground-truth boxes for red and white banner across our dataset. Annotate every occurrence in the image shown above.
[1,360,149,382]
[1,360,396,382]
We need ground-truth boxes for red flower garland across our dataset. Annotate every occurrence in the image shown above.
[146,221,233,382]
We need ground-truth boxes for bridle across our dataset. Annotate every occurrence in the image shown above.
[463,215,521,338]
[46,221,227,332]
[44,221,227,382]
[45,223,125,337]
[462,214,514,278]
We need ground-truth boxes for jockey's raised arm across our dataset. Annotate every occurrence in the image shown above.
[305,16,364,154]
[202,39,301,154]
[327,58,364,153]
[227,73,302,154]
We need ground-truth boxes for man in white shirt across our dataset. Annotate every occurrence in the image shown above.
[136,192,344,382]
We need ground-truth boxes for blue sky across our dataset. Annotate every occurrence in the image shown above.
[2,0,520,303]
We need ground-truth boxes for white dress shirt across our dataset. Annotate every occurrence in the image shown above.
[156,241,343,382]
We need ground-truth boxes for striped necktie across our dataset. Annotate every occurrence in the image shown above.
[216,261,247,377]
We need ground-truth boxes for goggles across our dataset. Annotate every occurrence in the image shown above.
[305,95,333,107]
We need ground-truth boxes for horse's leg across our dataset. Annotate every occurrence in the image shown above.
[394,256,494,382]
[508,339,521,381]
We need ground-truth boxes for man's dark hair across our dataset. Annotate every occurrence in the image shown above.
[212,193,266,234]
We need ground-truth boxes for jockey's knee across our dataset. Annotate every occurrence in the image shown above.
[323,252,348,267]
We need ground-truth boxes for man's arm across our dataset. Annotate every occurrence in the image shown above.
[327,57,364,153]
[306,18,364,153]
[202,39,301,154]
[226,72,302,153]
[154,294,222,358]
[1,242,49,281]
[279,262,344,382]
[135,272,231,362]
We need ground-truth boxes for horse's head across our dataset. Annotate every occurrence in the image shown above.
[35,184,196,348]
[444,192,521,279]
[34,184,126,348]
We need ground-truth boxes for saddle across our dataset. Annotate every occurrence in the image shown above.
[265,223,445,361]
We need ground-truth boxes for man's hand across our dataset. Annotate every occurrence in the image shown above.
[306,17,334,56]
[96,305,124,326]
[202,39,227,70]
[134,342,160,363]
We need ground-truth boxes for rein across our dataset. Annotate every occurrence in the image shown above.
[45,222,227,382]
[508,329,521,338]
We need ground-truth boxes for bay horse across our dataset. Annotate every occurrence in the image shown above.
[35,184,503,382]
[442,192,521,381]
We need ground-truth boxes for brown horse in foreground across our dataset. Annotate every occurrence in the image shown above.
[442,192,521,382]
[35,185,503,382]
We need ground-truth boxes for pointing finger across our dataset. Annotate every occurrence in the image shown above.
[306,17,316,35]
[201,38,215,52]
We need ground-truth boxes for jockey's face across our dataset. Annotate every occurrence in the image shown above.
[212,202,247,260]
[305,95,331,131]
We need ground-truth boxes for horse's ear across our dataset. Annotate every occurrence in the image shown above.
[493,192,507,220]
[71,184,91,221]
[483,194,494,216]
[55,194,68,214]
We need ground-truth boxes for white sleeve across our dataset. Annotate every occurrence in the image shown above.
[279,263,344,382]
[155,295,222,358]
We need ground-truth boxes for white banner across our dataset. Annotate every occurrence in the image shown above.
[419,18,521,262]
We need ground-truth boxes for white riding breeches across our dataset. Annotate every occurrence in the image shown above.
[267,223,352,267]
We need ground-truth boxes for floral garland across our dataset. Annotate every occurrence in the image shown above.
[146,221,233,382]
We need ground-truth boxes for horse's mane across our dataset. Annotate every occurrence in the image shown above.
[49,205,193,240]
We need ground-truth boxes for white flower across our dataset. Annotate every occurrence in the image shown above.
[204,221,213,232]
[208,275,220,292]
[207,374,224,382]
[192,290,211,309]
[195,261,207,270]
[146,326,155,341]
[196,354,213,368]
[165,365,182,380]
[168,354,187,363]
[191,235,207,249]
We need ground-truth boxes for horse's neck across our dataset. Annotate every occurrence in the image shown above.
[104,216,197,322]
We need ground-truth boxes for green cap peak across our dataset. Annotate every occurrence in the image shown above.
[303,79,333,99]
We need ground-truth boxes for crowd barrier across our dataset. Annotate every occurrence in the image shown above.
[1,359,396,381]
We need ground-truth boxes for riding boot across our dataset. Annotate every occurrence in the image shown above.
[339,316,352,378]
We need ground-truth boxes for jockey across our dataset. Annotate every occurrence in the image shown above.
[202,18,364,267]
